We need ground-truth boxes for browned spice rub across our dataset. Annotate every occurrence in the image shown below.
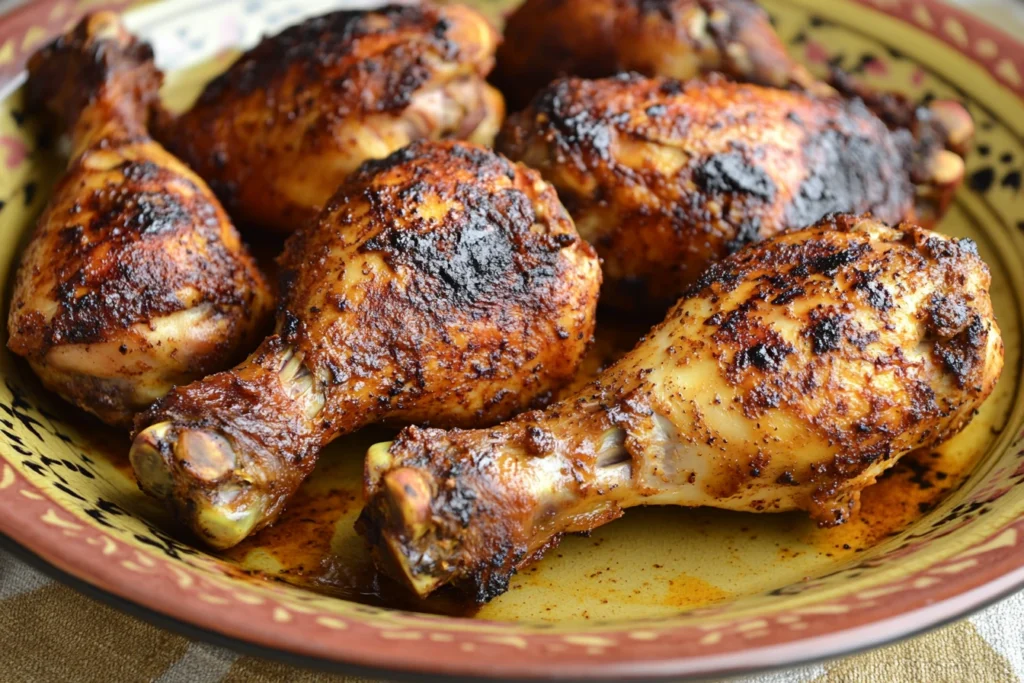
[358,214,1003,602]
[158,2,504,233]
[130,140,602,550]
[498,74,966,310]
[493,0,826,110]
[7,13,272,427]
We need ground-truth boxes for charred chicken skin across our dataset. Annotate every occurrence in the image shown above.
[358,215,1003,601]
[494,0,827,110]
[130,141,601,549]
[497,74,967,310]
[7,13,272,428]
[492,0,976,155]
[158,3,504,233]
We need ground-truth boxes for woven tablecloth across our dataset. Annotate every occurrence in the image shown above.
[1,0,1023,680]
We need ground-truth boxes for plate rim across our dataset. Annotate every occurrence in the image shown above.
[4,530,1024,683]
[0,0,1023,680]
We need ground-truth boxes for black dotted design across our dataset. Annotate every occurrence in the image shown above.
[0,379,199,560]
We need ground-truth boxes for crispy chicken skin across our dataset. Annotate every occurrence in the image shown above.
[492,0,977,154]
[358,215,1003,601]
[494,0,825,110]
[158,3,504,233]
[130,141,601,549]
[7,14,272,428]
[497,74,967,310]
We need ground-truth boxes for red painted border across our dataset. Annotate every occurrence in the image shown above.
[4,456,1024,680]
[0,1,133,88]
[859,0,1024,97]
[0,0,1023,680]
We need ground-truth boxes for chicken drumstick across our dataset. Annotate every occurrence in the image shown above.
[498,74,967,310]
[359,214,1003,601]
[7,13,272,428]
[130,141,601,549]
[494,0,827,109]
[158,3,504,233]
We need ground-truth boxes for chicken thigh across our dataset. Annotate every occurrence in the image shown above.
[7,13,272,428]
[358,214,1003,601]
[497,74,967,310]
[130,141,601,549]
[158,3,504,233]
[494,0,825,109]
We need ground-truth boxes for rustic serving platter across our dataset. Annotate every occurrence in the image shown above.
[0,0,1023,679]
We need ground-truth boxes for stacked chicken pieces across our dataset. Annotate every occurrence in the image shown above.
[8,2,1000,603]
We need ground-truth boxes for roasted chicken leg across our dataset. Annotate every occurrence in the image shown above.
[497,74,967,310]
[130,141,601,549]
[358,215,1003,601]
[492,0,977,152]
[158,3,504,233]
[7,13,272,428]
[494,0,827,109]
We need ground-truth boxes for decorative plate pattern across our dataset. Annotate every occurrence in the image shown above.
[0,0,1022,679]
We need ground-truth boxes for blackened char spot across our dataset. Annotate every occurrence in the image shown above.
[855,277,892,310]
[921,235,978,261]
[907,379,940,423]
[470,539,523,603]
[361,180,557,307]
[744,383,783,414]
[808,315,845,354]
[533,79,613,160]
[98,191,193,236]
[440,480,477,528]
[734,342,792,372]
[694,152,777,201]
[432,17,451,39]
[808,242,870,276]
[772,285,805,305]
[364,208,516,305]
[927,294,968,337]
[934,315,986,388]
[376,59,433,112]
[681,259,742,298]
[785,124,912,228]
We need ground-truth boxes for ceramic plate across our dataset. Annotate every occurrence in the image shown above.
[0,0,1023,679]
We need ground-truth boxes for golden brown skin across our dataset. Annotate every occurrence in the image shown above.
[491,0,977,150]
[493,0,974,204]
[158,3,504,233]
[494,0,825,110]
[359,215,1003,601]
[497,74,967,310]
[130,141,601,549]
[7,13,272,428]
